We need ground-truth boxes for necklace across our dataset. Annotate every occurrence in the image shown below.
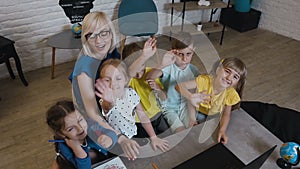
[81,138,87,147]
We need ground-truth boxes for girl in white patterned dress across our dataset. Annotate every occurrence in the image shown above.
[97,58,169,152]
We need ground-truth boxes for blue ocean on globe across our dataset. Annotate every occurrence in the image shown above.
[72,23,82,35]
[280,142,300,165]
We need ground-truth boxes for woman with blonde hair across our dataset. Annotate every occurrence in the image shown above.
[71,11,157,160]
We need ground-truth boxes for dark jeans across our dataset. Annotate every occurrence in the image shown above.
[134,112,170,138]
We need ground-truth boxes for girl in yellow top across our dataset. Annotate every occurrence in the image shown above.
[175,57,247,144]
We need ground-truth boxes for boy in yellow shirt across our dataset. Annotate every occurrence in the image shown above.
[124,43,170,138]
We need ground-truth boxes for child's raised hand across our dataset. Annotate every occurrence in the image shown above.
[189,91,211,109]
[142,36,157,60]
[146,79,160,91]
[160,50,176,68]
[65,138,87,158]
[65,138,82,149]
[150,136,169,152]
[95,78,114,104]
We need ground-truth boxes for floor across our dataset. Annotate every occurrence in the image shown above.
[0,28,299,169]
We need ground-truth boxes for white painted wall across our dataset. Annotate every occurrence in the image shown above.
[252,0,300,41]
[0,0,299,79]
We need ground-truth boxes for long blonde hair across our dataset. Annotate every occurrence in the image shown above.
[81,11,117,57]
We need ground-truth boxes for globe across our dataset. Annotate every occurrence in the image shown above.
[280,142,300,165]
[71,23,82,35]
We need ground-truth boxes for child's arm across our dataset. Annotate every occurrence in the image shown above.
[77,74,114,131]
[128,37,157,77]
[187,101,198,127]
[145,68,163,81]
[158,50,177,69]
[175,80,196,99]
[95,79,141,160]
[218,105,232,144]
[78,73,139,157]
[95,78,115,114]
[58,141,92,169]
[147,79,167,101]
[117,134,140,160]
[135,103,169,152]
[176,80,211,108]
[65,139,87,159]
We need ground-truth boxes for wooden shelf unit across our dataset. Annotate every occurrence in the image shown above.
[164,0,230,45]
[164,0,227,11]
[163,22,225,35]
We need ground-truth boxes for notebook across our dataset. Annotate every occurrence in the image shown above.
[92,156,127,169]
[173,143,277,169]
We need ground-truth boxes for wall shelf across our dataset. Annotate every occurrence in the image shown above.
[164,0,227,11]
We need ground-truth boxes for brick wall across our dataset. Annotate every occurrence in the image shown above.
[252,0,300,41]
[0,0,122,79]
[0,0,299,79]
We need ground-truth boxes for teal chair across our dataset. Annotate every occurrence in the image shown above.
[118,0,158,58]
[234,0,252,12]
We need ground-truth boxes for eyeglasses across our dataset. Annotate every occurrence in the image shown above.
[85,30,111,41]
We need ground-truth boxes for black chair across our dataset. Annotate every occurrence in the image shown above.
[0,36,28,86]
[241,101,300,143]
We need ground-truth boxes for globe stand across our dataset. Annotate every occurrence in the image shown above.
[276,158,292,169]
[277,147,300,169]
[73,33,81,39]
[71,23,82,39]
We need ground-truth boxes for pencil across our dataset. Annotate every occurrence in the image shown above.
[152,163,158,169]
[48,139,65,143]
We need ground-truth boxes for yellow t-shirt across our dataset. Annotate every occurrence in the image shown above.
[129,67,163,122]
[195,75,240,115]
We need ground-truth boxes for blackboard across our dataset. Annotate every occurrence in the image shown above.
[59,0,95,24]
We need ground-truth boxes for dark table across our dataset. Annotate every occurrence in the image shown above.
[104,109,283,169]
[47,29,82,79]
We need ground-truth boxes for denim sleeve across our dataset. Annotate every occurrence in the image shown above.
[58,142,91,169]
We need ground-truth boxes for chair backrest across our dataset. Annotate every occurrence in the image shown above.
[118,0,158,36]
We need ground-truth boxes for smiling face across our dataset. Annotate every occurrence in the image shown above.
[86,24,112,60]
[215,66,241,89]
[174,44,194,70]
[81,12,116,60]
[60,110,88,141]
